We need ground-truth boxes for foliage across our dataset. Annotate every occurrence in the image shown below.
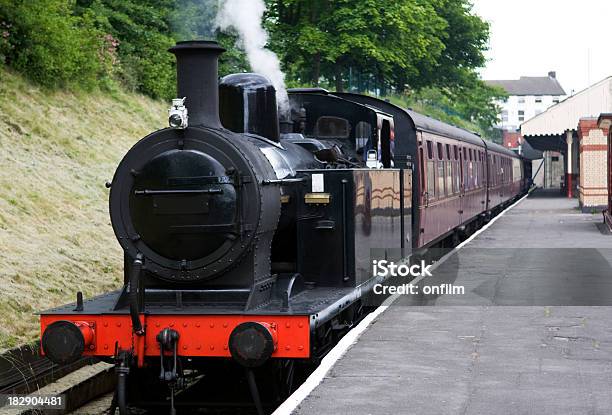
[0,0,503,130]
[75,0,177,99]
[266,0,446,92]
[260,0,502,130]
[411,0,490,90]
[388,81,507,142]
[0,0,109,89]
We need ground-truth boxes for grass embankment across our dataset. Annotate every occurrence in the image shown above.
[385,94,490,138]
[0,67,165,350]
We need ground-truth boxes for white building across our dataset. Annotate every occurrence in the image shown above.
[486,72,567,131]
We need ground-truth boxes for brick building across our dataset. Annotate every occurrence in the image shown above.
[597,114,612,229]
[577,118,609,211]
[502,130,522,149]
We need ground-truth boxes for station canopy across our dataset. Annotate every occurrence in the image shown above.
[521,76,612,152]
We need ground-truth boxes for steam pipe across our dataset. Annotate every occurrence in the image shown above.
[169,41,226,128]
[129,256,143,335]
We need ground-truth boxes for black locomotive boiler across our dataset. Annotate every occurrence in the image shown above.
[39,40,528,414]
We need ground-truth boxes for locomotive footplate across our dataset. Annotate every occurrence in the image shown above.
[39,281,376,364]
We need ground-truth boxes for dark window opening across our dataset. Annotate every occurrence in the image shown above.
[355,121,372,152]
[380,120,392,168]
[315,116,350,138]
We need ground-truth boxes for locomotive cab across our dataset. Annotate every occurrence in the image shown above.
[285,90,395,168]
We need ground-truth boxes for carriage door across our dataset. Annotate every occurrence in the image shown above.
[459,147,465,223]
[486,154,492,210]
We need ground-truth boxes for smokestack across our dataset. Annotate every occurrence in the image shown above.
[548,71,556,79]
[169,41,225,128]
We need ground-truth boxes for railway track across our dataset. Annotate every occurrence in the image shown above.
[0,342,115,414]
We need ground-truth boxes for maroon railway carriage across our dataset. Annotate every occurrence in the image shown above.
[413,115,488,247]
[336,93,525,249]
[414,119,522,248]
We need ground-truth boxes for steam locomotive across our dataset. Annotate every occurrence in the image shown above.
[39,41,528,414]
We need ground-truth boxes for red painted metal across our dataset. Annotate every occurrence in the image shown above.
[74,321,95,350]
[258,322,279,351]
[40,314,310,360]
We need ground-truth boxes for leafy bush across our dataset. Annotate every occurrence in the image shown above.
[0,20,12,64]
[0,0,110,90]
[81,0,177,99]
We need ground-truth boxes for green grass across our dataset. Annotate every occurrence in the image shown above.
[0,67,166,351]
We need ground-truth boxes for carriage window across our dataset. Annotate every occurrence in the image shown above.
[494,156,498,185]
[438,161,446,196]
[446,161,453,195]
[354,121,372,152]
[454,146,458,160]
[437,143,443,160]
[427,141,433,159]
[315,116,350,138]
[427,160,436,199]
[469,160,474,189]
[454,162,460,193]
[463,154,469,190]
[446,144,451,160]
[469,149,473,161]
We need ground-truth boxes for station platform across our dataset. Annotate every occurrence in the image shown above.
[292,189,612,415]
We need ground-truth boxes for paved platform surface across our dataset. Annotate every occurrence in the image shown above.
[295,190,612,415]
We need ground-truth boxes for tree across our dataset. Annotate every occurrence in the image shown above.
[0,0,108,89]
[76,0,177,99]
[411,0,490,90]
[266,0,446,92]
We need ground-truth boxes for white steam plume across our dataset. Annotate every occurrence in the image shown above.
[216,0,290,113]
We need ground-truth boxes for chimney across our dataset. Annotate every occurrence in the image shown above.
[548,71,556,79]
[169,41,226,128]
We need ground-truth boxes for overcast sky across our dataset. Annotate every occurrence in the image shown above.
[472,0,612,95]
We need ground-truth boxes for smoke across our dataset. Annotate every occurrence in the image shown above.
[171,0,220,40]
[216,0,290,113]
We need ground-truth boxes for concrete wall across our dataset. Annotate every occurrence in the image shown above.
[532,152,563,189]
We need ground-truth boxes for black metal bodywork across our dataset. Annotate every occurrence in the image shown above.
[220,73,281,142]
[295,169,410,286]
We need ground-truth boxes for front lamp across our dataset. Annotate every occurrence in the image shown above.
[168,97,188,129]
